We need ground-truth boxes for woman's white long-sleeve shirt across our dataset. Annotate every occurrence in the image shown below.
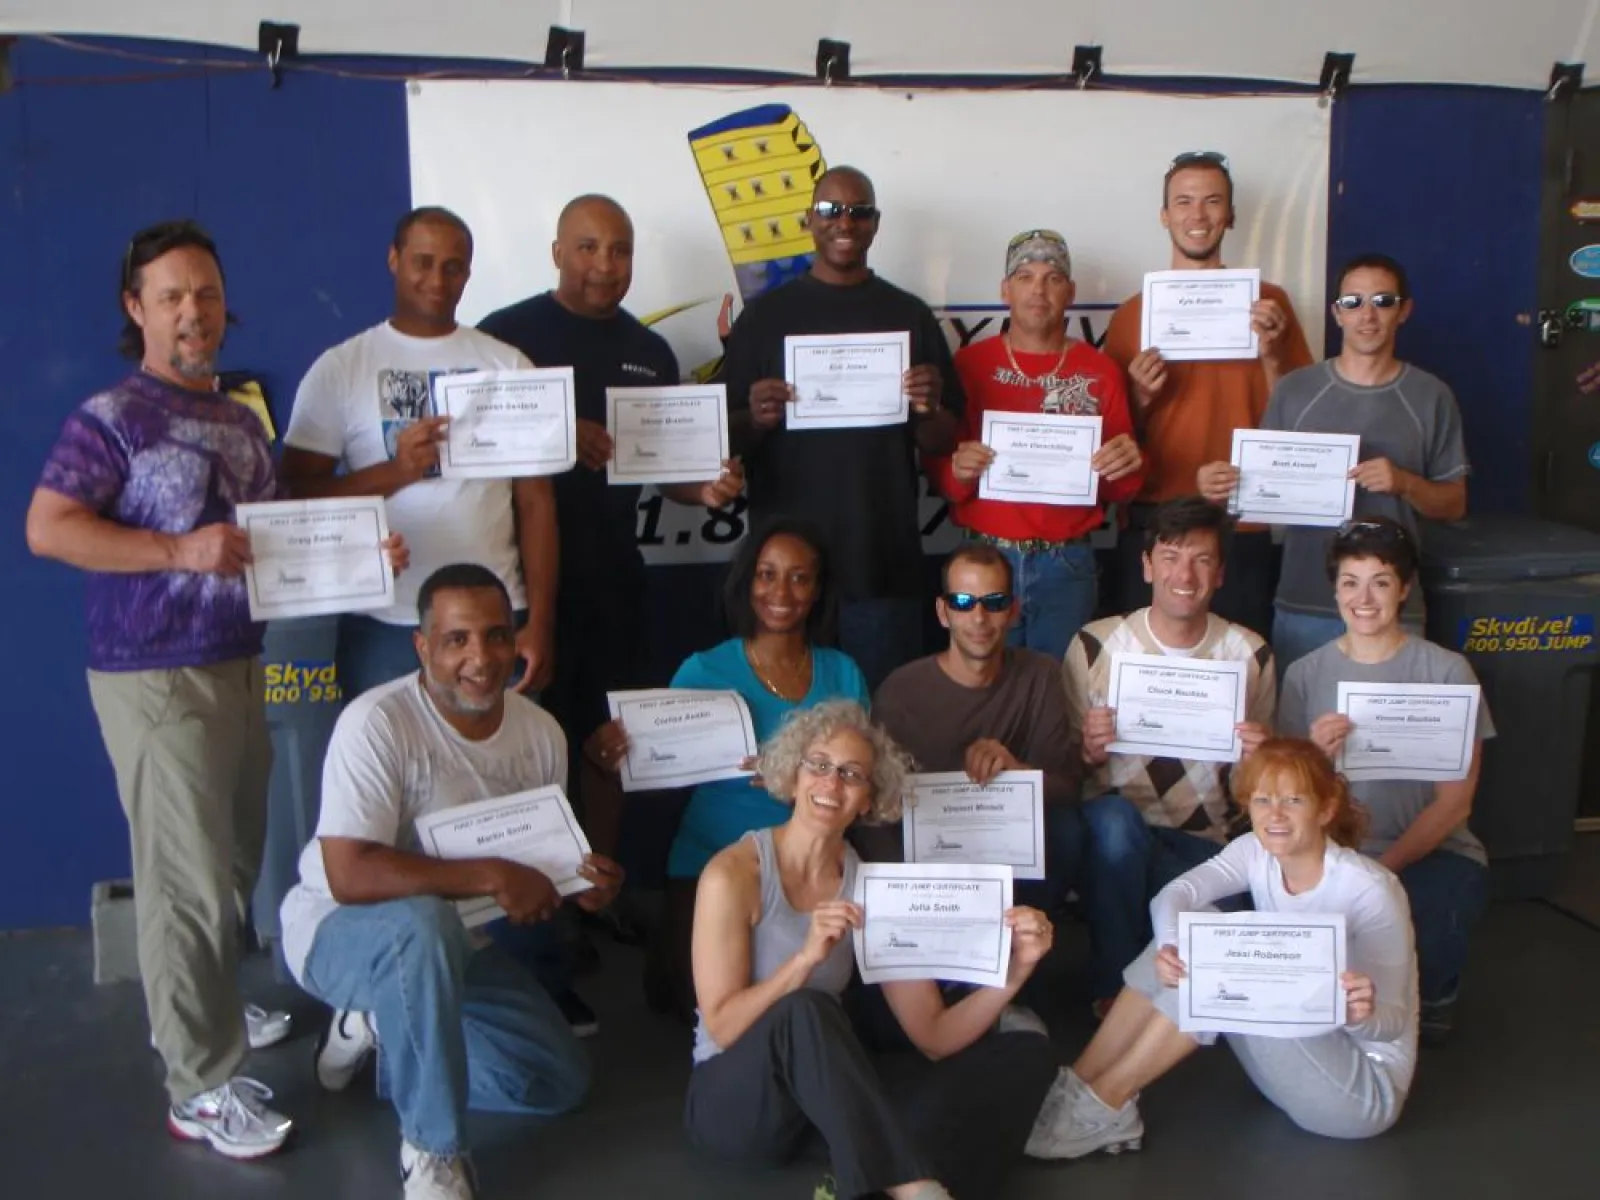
[1151,834,1419,1091]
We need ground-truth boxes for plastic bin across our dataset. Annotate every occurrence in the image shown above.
[252,616,342,945]
[1421,516,1600,898]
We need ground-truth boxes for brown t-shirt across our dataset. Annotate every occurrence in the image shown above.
[857,650,1083,862]
[1102,280,1313,505]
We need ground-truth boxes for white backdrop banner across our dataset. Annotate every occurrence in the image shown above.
[408,82,1329,564]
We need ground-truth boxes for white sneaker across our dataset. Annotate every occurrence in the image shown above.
[996,1003,1050,1038]
[149,1005,294,1053]
[315,1010,377,1092]
[245,1004,293,1050]
[401,1141,476,1199]
[167,1077,292,1159]
[1026,1070,1142,1160]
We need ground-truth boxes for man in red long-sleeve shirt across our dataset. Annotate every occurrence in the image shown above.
[934,230,1145,662]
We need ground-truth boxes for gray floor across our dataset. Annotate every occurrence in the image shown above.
[3,892,1598,1199]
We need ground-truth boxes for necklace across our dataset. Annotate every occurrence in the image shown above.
[747,640,813,700]
[1001,333,1071,387]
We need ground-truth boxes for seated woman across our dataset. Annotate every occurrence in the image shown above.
[686,700,1057,1200]
[1278,517,1493,1044]
[1027,737,1416,1158]
[585,518,868,1018]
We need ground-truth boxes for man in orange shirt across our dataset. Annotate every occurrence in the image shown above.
[1101,152,1313,639]
[936,230,1145,662]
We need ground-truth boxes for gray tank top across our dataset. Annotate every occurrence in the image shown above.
[691,826,860,1064]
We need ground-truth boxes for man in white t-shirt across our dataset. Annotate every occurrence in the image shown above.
[1061,497,1276,1015]
[279,564,623,1200]
[281,207,557,700]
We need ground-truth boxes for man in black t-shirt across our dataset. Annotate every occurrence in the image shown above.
[480,194,742,851]
[723,166,964,689]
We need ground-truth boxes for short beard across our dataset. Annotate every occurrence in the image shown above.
[168,350,217,382]
[421,666,500,717]
[1173,233,1226,264]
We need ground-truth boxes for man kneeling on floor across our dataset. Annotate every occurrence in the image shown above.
[279,564,622,1199]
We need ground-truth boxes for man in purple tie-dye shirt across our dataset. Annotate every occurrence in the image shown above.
[25,221,294,1159]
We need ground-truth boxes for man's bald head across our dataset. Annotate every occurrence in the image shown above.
[813,167,876,206]
[552,194,635,318]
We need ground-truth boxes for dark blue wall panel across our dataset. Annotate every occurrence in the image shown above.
[0,40,1548,928]
[1327,86,1543,515]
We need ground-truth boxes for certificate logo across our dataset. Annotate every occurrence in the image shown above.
[932,834,964,852]
[1214,982,1249,1002]
[1571,245,1600,279]
[886,932,920,949]
[648,747,679,763]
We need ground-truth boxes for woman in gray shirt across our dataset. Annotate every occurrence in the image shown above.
[1279,518,1493,1045]
[684,700,1056,1200]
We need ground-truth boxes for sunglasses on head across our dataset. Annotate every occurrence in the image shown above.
[1334,292,1404,310]
[810,200,879,222]
[1168,150,1230,171]
[1007,228,1067,249]
[943,591,1012,613]
[1337,519,1408,541]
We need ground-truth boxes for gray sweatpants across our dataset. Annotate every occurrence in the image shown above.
[1125,942,1406,1140]
[88,658,270,1104]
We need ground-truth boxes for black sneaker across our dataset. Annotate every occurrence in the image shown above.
[1419,998,1457,1047]
[555,989,599,1038]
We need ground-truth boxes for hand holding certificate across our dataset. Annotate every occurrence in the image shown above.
[435,368,577,479]
[606,385,730,485]
[785,332,910,429]
[853,863,1012,987]
[413,787,593,929]
[1141,269,1260,361]
[1229,430,1359,527]
[605,689,759,791]
[1177,911,1347,1038]
[977,412,1102,506]
[902,771,1046,880]
[1336,682,1481,781]
[236,497,394,621]
[1107,654,1247,763]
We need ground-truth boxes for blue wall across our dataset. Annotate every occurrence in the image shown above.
[0,38,1545,928]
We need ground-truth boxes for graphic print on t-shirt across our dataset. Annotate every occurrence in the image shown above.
[992,368,1103,416]
[378,368,435,459]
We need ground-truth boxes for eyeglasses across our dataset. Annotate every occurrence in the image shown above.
[1333,292,1404,310]
[799,756,872,788]
[1336,518,1408,540]
[810,201,879,222]
[1168,150,1230,171]
[943,591,1013,613]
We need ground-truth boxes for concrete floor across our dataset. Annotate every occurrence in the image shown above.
[2,895,1597,1200]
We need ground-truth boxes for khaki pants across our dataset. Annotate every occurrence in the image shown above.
[87,658,271,1104]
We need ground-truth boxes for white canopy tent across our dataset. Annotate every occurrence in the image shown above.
[3,0,1595,88]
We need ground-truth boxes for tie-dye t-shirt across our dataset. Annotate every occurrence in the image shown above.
[37,372,279,671]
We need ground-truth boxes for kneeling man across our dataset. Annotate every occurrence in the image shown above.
[280,564,623,1199]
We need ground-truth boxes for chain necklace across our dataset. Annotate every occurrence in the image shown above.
[1001,333,1071,387]
[746,640,813,700]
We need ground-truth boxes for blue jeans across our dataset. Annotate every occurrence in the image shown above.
[1014,805,1088,918]
[299,897,590,1156]
[1395,850,1488,1005]
[838,596,925,693]
[991,540,1097,664]
[1270,608,1347,679]
[1079,795,1231,1001]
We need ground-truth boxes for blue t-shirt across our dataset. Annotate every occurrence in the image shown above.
[666,638,869,878]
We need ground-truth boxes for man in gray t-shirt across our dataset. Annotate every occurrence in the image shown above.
[1199,254,1470,671]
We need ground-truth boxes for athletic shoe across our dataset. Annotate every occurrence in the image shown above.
[167,1077,292,1159]
[555,990,599,1038]
[1420,997,1457,1047]
[401,1140,476,1199]
[1026,1069,1141,1160]
[315,1009,377,1092]
[244,1004,293,1050]
[997,1003,1050,1038]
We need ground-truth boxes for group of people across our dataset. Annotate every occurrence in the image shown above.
[24,146,1491,1200]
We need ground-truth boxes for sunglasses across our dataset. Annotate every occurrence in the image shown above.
[1007,228,1067,250]
[810,200,879,222]
[1333,292,1404,310]
[1337,519,1408,541]
[1169,150,1230,171]
[943,591,1013,613]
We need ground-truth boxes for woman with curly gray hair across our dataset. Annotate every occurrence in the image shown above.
[683,700,1059,1200]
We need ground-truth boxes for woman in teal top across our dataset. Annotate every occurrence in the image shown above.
[590,517,868,1017]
